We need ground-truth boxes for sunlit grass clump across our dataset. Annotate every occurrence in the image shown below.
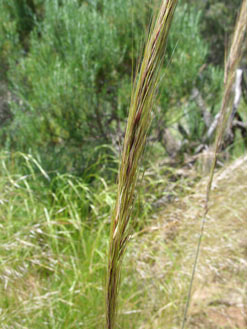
[0,150,173,328]
[0,152,114,328]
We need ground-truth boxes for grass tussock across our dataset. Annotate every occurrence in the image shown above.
[0,150,182,328]
[0,152,114,328]
[106,1,178,328]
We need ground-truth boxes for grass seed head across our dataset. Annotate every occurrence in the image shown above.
[106,1,178,328]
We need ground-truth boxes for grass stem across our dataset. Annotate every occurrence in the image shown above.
[106,1,178,328]
[181,1,247,327]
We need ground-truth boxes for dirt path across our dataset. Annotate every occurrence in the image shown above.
[127,156,247,328]
[188,157,247,328]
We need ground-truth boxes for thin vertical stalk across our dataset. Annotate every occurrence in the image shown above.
[106,1,178,328]
[181,1,247,328]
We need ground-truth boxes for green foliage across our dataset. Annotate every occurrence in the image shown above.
[155,6,208,129]
[0,2,20,79]
[0,0,215,171]
[200,66,224,110]
[176,66,224,146]
[0,149,177,328]
[165,6,207,97]
[1,0,151,170]
[202,0,242,65]
[184,0,242,65]
[0,151,112,327]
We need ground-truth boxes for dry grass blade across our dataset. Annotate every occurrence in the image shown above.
[106,1,178,328]
[181,1,247,327]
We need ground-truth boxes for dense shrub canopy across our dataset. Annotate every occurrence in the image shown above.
[0,0,243,172]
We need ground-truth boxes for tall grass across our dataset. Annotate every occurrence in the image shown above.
[0,150,175,327]
[0,151,115,328]
[106,1,178,328]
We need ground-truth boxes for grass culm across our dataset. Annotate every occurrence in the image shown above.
[106,1,178,328]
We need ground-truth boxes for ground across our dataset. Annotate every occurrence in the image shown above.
[125,156,247,328]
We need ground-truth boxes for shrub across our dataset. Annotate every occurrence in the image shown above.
[0,1,214,170]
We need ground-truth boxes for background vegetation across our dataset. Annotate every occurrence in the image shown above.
[0,0,246,328]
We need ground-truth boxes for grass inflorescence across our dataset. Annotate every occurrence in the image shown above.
[106,1,178,328]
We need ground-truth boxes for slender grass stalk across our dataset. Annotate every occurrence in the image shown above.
[106,1,178,328]
[181,1,247,328]
[207,0,247,194]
